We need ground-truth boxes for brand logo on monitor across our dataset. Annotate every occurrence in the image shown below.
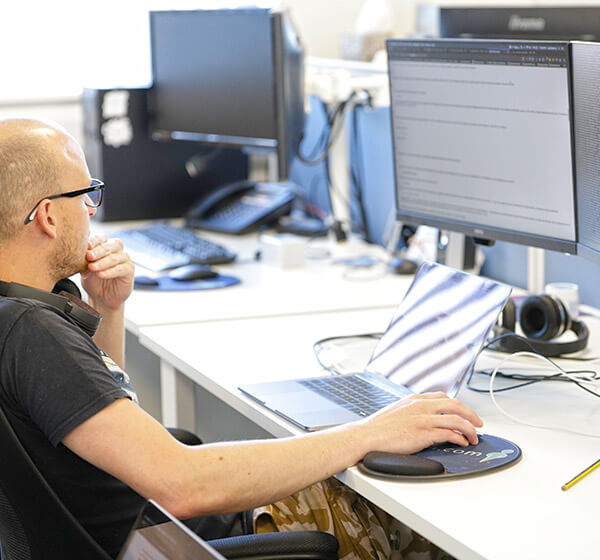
[508,15,546,31]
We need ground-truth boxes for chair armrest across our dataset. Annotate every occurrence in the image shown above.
[166,428,202,446]
[208,531,339,560]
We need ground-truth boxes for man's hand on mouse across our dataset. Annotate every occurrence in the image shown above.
[81,234,135,311]
[354,392,483,455]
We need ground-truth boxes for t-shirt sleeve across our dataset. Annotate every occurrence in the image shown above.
[2,304,130,446]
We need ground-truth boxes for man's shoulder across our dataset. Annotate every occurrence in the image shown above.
[0,296,62,319]
[0,297,39,322]
[0,297,81,335]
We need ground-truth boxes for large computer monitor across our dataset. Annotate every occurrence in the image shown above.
[386,39,577,254]
[148,8,304,180]
[439,6,600,41]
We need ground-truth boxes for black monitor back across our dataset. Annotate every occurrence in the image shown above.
[440,7,600,41]
[82,87,248,222]
[148,9,304,180]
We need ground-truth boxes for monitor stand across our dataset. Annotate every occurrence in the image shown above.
[246,151,280,182]
[527,246,545,294]
[441,234,546,293]
[437,231,476,271]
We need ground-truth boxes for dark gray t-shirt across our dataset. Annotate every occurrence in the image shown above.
[0,297,145,557]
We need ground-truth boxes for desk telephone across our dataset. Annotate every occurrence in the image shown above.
[184,180,296,235]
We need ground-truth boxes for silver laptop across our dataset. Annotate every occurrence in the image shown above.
[239,261,511,431]
[118,500,227,560]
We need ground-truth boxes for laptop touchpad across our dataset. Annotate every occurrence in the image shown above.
[265,390,340,413]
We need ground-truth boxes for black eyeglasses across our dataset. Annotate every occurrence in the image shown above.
[24,179,105,225]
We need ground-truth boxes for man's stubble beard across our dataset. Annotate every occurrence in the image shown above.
[49,224,88,281]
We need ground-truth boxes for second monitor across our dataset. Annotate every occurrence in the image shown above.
[386,39,577,254]
[149,8,304,181]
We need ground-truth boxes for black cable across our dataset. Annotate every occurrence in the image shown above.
[481,331,536,354]
[467,368,575,393]
[482,330,600,363]
[476,368,599,382]
[312,330,600,399]
[296,96,343,235]
[323,150,347,241]
[297,92,374,243]
[467,369,600,399]
[297,94,356,165]
[569,380,600,398]
[466,332,600,398]
[313,332,383,375]
[466,376,541,393]
[546,355,600,362]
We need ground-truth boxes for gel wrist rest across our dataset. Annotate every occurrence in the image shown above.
[362,452,445,476]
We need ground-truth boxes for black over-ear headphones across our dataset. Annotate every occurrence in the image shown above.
[492,295,588,357]
[0,279,101,337]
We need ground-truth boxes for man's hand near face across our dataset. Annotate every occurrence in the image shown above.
[81,233,134,311]
[81,233,134,367]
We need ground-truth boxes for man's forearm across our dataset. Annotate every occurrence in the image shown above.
[174,423,369,518]
[90,301,126,368]
[64,392,482,523]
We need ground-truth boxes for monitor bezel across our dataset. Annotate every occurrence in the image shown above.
[386,37,578,254]
[439,6,600,42]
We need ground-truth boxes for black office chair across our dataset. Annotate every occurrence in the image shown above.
[0,404,338,560]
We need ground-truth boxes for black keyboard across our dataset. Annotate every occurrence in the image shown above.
[299,376,402,417]
[118,224,237,271]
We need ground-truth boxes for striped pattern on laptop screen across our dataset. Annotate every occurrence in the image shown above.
[365,261,511,396]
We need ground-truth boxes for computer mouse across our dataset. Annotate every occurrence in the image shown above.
[168,264,219,282]
[387,257,419,275]
[134,275,160,287]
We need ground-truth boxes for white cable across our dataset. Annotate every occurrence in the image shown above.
[489,351,600,438]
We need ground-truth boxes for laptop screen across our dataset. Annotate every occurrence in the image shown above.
[118,500,226,560]
[365,261,511,396]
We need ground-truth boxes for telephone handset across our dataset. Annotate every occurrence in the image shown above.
[184,180,296,235]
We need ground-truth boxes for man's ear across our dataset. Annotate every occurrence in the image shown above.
[34,199,58,239]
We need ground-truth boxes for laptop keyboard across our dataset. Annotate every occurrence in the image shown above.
[299,376,402,417]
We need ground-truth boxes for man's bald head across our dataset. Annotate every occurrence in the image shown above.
[0,118,84,242]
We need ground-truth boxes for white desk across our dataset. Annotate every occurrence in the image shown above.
[93,222,414,334]
[138,308,600,560]
[96,220,414,420]
[139,308,397,436]
[105,223,415,421]
[124,259,411,333]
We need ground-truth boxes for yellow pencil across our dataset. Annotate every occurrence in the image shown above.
[561,458,600,491]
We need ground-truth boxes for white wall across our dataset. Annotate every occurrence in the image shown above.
[0,102,84,143]
[282,0,364,57]
[5,0,600,137]
[0,0,419,138]
[282,0,417,57]
[283,0,600,56]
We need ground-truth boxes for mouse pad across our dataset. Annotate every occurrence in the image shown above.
[358,434,521,481]
[134,275,240,291]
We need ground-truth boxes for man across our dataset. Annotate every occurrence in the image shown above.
[0,118,483,558]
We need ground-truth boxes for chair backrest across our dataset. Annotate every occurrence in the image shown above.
[0,404,110,560]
